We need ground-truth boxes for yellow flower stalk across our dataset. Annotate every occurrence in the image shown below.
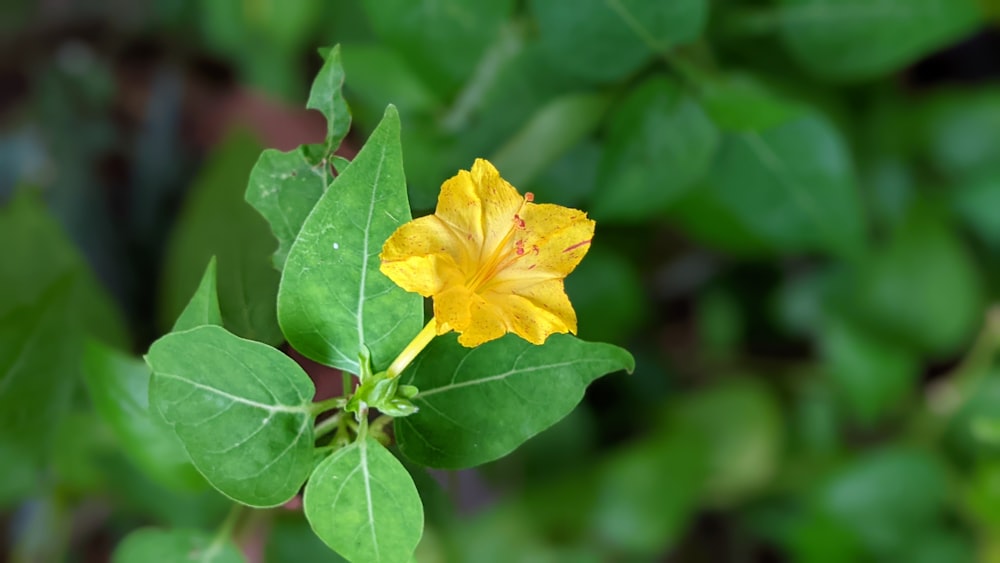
[380,158,595,362]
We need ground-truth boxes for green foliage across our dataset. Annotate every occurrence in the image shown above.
[396,334,634,468]
[304,438,423,563]
[278,106,422,374]
[113,528,244,563]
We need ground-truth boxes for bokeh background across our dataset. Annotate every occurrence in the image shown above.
[5,0,1000,561]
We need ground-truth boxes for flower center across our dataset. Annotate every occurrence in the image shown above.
[466,192,536,292]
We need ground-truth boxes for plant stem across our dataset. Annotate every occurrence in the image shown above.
[314,412,343,439]
[205,503,245,557]
[386,318,438,379]
[928,306,1000,418]
[342,370,353,397]
[310,396,346,416]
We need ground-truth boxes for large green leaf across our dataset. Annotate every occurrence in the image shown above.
[0,277,78,506]
[112,528,244,563]
[396,333,634,468]
[531,0,707,82]
[172,257,223,332]
[700,112,865,256]
[304,437,423,563]
[278,106,422,374]
[146,325,316,507]
[592,76,718,221]
[778,0,982,81]
[82,341,204,491]
[361,0,515,97]
[160,133,283,345]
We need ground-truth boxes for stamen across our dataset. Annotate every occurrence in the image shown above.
[525,192,534,202]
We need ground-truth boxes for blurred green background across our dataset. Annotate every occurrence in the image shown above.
[6,0,1000,561]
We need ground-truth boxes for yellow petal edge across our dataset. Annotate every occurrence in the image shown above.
[380,158,595,348]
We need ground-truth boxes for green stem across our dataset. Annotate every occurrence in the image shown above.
[205,503,245,557]
[310,396,346,416]
[929,307,1000,418]
[343,371,353,397]
[314,412,343,439]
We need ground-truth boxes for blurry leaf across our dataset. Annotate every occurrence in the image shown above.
[701,73,804,131]
[670,378,782,503]
[947,368,1000,461]
[308,45,352,153]
[0,190,127,347]
[530,141,601,208]
[82,341,204,492]
[361,0,515,97]
[592,76,718,221]
[592,430,707,555]
[564,247,646,343]
[666,186,772,255]
[530,0,707,82]
[819,447,949,556]
[953,175,1000,252]
[700,112,865,256]
[896,530,974,563]
[837,205,982,356]
[161,133,283,345]
[819,317,919,424]
[304,438,423,563]
[146,326,316,507]
[278,106,422,374]
[962,459,1000,529]
[340,44,441,117]
[267,515,347,562]
[172,257,223,332]
[778,0,982,81]
[696,287,744,359]
[921,89,1000,182]
[396,333,634,469]
[490,93,609,188]
[50,410,108,494]
[0,277,78,506]
[112,528,244,563]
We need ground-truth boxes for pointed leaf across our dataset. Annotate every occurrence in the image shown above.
[246,146,332,269]
[112,528,244,563]
[278,106,422,374]
[396,333,634,468]
[82,341,204,491]
[146,325,316,507]
[0,277,78,506]
[304,438,423,563]
[308,45,352,152]
[160,133,283,345]
[173,257,223,332]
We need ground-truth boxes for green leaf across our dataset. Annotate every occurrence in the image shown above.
[278,106,422,374]
[146,325,316,507]
[268,514,348,563]
[304,437,423,563]
[819,447,948,556]
[173,257,223,332]
[0,276,78,505]
[490,92,610,188]
[564,247,646,343]
[361,0,515,97]
[819,317,918,424]
[778,0,982,81]
[246,146,331,269]
[531,0,707,82]
[0,190,127,347]
[112,528,244,563]
[396,333,634,468]
[700,112,865,256]
[340,44,441,118]
[920,89,1000,182]
[591,76,718,221]
[701,73,804,132]
[668,379,782,504]
[835,206,982,356]
[592,430,707,555]
[82,341,204,491]
[160,133,283,345]
[308,45,352,151]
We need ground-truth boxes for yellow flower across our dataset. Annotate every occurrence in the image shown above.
[380,158,595,349]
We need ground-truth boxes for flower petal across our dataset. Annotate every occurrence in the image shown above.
[456,296,508,347]
[491,203,595,286]
[380,216,466,296]
[483,279,577,344]
[436,159,523,264]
